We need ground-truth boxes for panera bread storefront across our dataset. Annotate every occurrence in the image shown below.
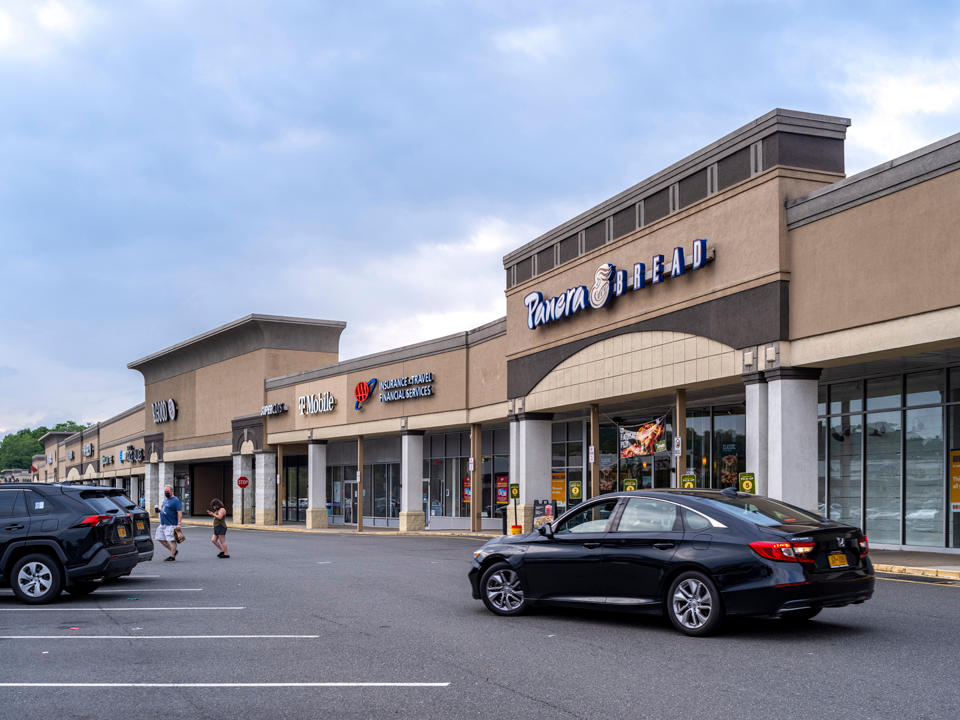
[498,109,960,551]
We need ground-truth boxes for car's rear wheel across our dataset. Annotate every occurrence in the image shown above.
[780,607,821,624]
[480,561,527,616]
[10,553,63,605]
[667,571,723,636]
[66,581,99,596]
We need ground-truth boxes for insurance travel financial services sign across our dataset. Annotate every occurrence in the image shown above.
[523,239,713,330]
[354,373,436,410]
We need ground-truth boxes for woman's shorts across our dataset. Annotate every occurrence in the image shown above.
[213,526,227,536]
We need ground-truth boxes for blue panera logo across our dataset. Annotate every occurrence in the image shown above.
[523,239,711,331]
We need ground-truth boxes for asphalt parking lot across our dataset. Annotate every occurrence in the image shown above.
[1,526,958,720]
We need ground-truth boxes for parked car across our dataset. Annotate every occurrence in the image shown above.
[104,488,154,564]
[0,483,138,604]
[468,488,874,636]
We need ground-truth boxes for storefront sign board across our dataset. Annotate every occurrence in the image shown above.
[680,473,697,489]
[622,477,638,492]
[739,472,756,494]
[568,479,582,500]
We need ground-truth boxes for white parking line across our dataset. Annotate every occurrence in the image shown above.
[0,606,244,612]
[0,635,319,640]
[86,588,204,594]
[0,682,449,688]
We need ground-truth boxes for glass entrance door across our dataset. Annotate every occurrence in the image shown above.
[344,481,357,524]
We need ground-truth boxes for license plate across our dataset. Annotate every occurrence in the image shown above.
[118,527,127,538]
[828,551,848,568]
[137,521,145,530]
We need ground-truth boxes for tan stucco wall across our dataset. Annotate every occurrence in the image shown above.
[467,334,508,408]
[525,330,738,413]
[504,169,837,362]
[100,408,145,447]
[789,169,960,342]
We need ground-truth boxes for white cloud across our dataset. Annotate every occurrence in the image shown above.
[0,10,14,49]
[493,24,563,63]
[36,1,77,35]
[837,56,960,171]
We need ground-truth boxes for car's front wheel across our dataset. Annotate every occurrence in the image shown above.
[480,561,527,616]
[666,571,723,636]
[10,553,63,604]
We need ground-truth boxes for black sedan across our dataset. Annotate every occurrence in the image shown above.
[468,488,873,636]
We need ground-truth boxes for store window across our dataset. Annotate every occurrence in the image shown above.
[819,367,959,548]
[480,427,509,519]
[283,455,308,523]
[423,431,469,518]
[552,420,585,510]
[712,406,745,489]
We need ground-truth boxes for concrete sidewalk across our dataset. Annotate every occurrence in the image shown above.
[180,518,498,540]
[871,550,960,580]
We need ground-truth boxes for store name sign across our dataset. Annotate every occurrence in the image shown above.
[261,402,289,416]
[101,455,114,466]
[120,447,144,464]
[152,398,177,424]
[379,372,434,402]
[82,443,94,457]
[298,392,336,415]
[523,239,712,331]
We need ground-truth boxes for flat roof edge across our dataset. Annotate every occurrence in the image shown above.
[127,314,347,370]
[786,130,960,228]
[502,108,850,266]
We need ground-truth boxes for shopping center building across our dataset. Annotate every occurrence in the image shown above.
[35,109,960,551]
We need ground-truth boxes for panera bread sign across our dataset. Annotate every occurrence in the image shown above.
[523,239,712,330]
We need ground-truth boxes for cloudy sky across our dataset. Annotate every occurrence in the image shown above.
[1,0,959,436]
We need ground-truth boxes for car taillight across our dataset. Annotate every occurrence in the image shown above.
[78,514,113,527]
[750,540,817,564]
[858,535,869,557]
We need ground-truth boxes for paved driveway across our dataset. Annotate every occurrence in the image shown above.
[0,526,957,719]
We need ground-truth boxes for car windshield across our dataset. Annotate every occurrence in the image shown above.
[696,495,825,527]
[79,491,123,515]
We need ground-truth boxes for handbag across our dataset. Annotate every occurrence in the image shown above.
[174,528,186,544]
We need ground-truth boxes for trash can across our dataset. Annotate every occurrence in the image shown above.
[493,505,507,535]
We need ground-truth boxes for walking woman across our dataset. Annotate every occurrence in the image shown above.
[207,499,229,558]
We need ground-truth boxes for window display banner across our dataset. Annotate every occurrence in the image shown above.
[620,416,667,458]
[950,450,960,512]
[462,476,471,503]
[495,475,509,505]
[551,471,566,503]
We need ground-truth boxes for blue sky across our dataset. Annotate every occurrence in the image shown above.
[1,0,959,437]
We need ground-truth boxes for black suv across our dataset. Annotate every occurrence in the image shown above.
[0,483,139,604]
[104,488,154,564]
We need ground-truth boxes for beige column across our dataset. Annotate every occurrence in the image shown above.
[589,404,600,499]
[470,423,482,532]
[674,389,687,485]
[356,436,364,533]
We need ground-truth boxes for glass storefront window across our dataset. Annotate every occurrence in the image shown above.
[866,376,901,411]
[818,418,826,515]
[905,406,944,546]
[864,411,900,544]
[712,406,744,489]
[830,381,863,415]
[907,371,944,407]
[829,413,862,527]
[283,455,307,523]
[553,420,585,509]
[949,404,960,548]
[686,409,710,488]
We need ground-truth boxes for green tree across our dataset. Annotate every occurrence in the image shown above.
[0,421,87,471]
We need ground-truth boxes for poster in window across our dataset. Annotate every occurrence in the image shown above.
[551,471,566,503]
[619,416,666,458]
[462,475,471,503]
[495,474,509,504]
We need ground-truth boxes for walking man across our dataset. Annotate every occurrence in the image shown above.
[155,484,183,561]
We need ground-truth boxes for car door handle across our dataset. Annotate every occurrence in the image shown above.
[653,542,675,550]
[2,524,25,531]
[582,542,601,549]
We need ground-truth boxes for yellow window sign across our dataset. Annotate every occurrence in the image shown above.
[680,473,697,489]
[622,478,638,492]
[551,471,566,503]
[568,480,582,499]
[739,472,756,494]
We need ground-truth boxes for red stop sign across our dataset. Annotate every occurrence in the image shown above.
[237,476,249,489]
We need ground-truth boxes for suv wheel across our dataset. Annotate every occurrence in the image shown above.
[11,553,63,604]
[666,571,723,636]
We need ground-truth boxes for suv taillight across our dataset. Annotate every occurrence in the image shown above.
[78,514,113,527]
[858,535,869,557]
[750,540,817,564]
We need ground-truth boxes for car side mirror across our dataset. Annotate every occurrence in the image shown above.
[537,523,554,538]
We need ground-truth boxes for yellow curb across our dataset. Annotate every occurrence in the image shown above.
[873,563,960,581]
[179,519,498,540]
